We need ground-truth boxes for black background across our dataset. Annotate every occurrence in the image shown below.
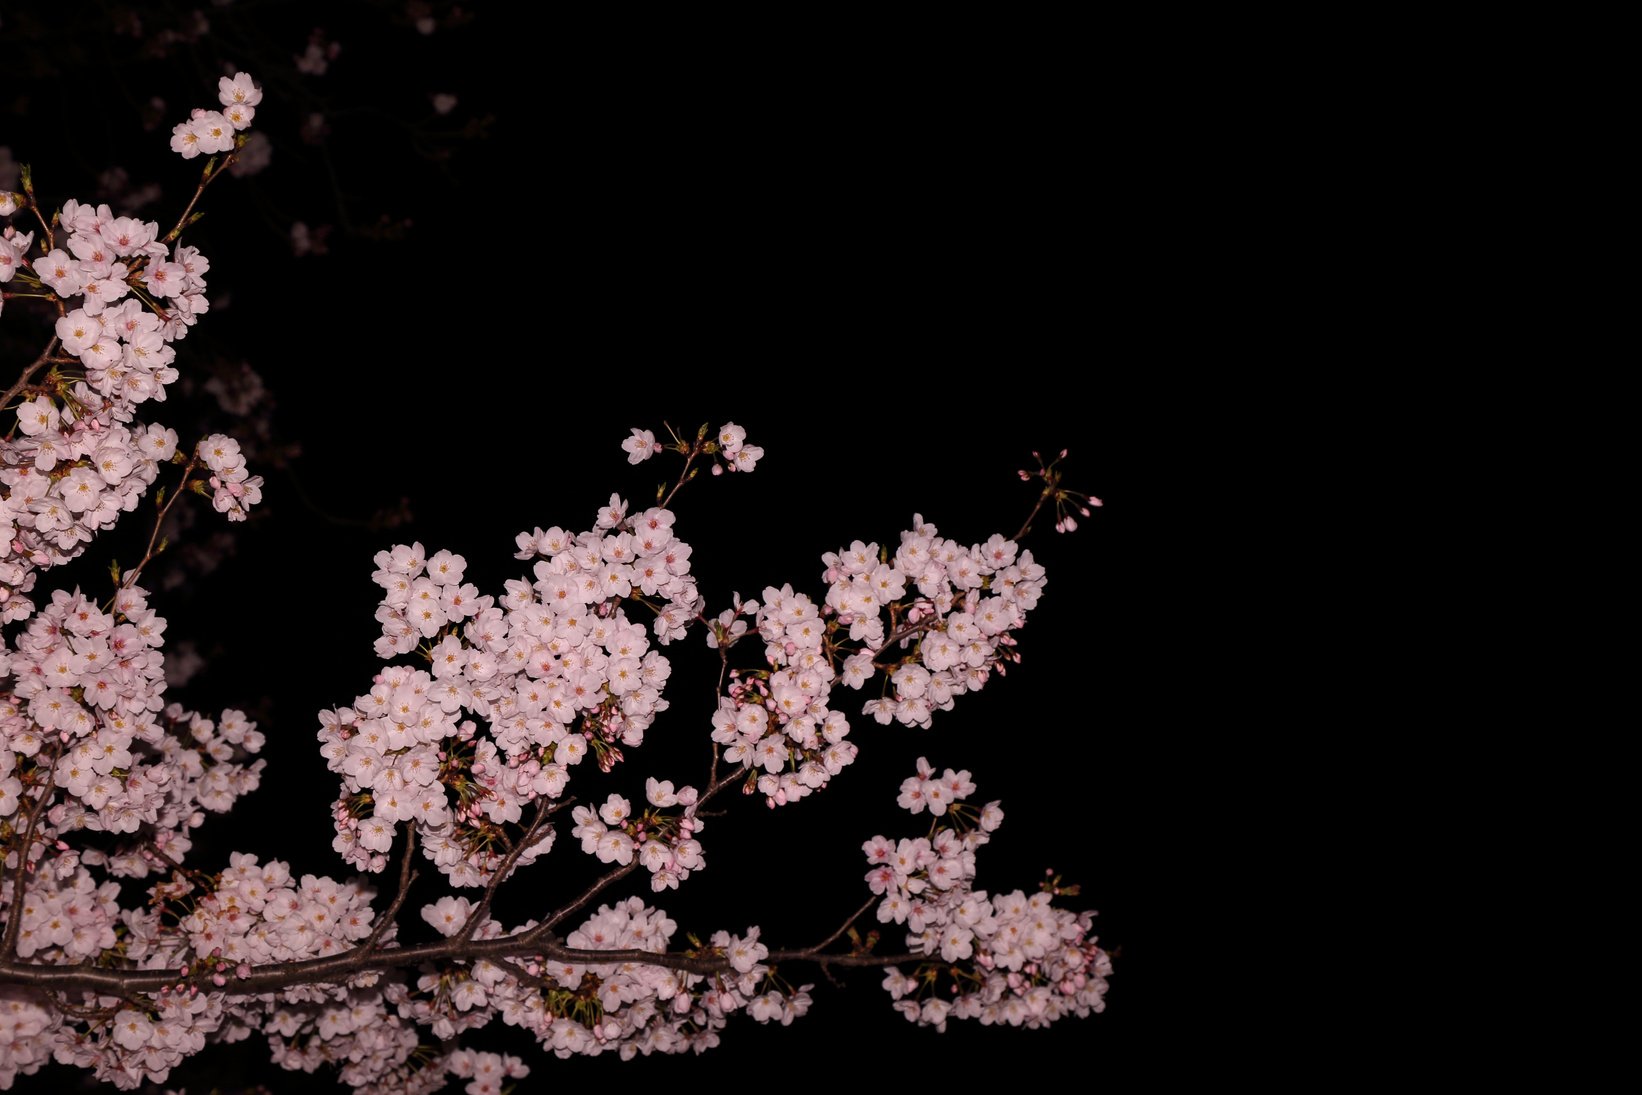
[4,4,1162,1089]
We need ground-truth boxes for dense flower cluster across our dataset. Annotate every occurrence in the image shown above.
[704,517,1045,808]
[0,72,264,622]
[0,586,287,1088]
[871,758,1111,1030]
[320,491,702,886]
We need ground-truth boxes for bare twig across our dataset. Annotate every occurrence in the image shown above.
[658,424,703,509]
[117,453,200,597]
[456,800,554,944]
[1014,486,1055,542]
[0,337,61,411]
[360,826,418,954]
[794,896,876,957]
[163,151,240,247]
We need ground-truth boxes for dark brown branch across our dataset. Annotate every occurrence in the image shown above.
[456,800,555,944]
[525,859,640,942]
[360,826,418,954]
[0,918,923,996]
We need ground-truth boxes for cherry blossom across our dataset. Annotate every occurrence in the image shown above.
[0,70,1111,1093]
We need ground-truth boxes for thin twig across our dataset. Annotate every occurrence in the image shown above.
[793,896,876,957]
[360,826,418,955]
[526,860,640,942]
[163,151,239,246]
[0,338,61,411]
[1,739,66,958]
[659,423,704,509]
[1014,485,1055,542]
[118,454,199,595]
[456,800,553,944]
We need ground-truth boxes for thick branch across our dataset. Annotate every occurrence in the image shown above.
[0,919,920,996]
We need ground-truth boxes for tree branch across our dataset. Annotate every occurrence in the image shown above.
[360,825,418,954]
[525,859,639,943]
[455,799,558,944]
[0,337,61,412]
[1014,485,1055,542]
[116,453,200,597]
[0,907,922,995]
[1,739,66,959]
[163,150,240,246]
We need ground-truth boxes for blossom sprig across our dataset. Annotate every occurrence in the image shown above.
[568,779,705,892]
[169,73,262,161]
[322,490,703,886]
[0,74,265,622]
[1017,448,1103,535]
[622,421,764,478]
[702,510,1049,809]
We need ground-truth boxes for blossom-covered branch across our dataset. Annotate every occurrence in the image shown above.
[2,68,1112,1095]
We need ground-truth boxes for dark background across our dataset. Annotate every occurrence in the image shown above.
[3,4,1161,1089]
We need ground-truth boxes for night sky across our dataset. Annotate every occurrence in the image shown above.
[4,5,1159,1089]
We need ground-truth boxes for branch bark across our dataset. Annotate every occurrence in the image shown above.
[0,914,919,997]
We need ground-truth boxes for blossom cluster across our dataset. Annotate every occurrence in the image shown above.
[319,493,703,886]
[702,517,1044,808]
[568,778,705,891]
[1,585,266,843]
[0,74,265,622]
[169,73,261,160]
[870,758,1111,1030]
